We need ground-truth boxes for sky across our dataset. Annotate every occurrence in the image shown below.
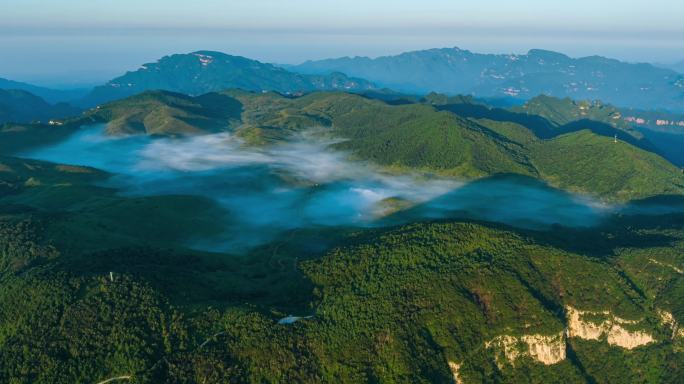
[1,0,683,87]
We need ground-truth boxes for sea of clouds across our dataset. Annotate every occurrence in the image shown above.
[25,125,674,252]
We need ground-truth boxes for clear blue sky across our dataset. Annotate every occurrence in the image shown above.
[2,0,683,87]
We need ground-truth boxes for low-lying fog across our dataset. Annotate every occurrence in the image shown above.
[19,125,680,252]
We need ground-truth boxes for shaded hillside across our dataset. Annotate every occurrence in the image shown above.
[0,122,80,155]
[0,89,80,124]
[0,77,89,104]
[638,128,684,167]
[0,156,106,197]
[81,51,375,106]
[0,156,228,253]
[529,130,684,199]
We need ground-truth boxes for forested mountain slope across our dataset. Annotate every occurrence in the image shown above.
[81,51,375,106]
[6,90,684,201]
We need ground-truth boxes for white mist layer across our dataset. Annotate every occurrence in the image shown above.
[135,131,460,206]
[23,125,683,252]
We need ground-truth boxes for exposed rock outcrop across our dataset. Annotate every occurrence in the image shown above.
[566,306,655,349]
[566,307,609,340]
[648,258,683,275]
[658,309,684,340]
[448,361,462,384]
[524,334,566,364]
[486,307,669,370]
[488,332,566,367]
[606,324,655,349]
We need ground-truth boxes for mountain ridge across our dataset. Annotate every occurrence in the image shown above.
[28,89,684,201]
[0,77,89,104]
[292,47,684,112]
[80,51,376,107]
[0,89,80,124]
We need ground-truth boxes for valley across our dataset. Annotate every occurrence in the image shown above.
[1,46,684,383]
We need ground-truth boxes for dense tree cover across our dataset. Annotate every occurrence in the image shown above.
[225,91,684,200]
[512,95,631,130]
[0,217,58,275]
[78,91,244,136]
[1,186,683,383]
[0,89,683,382]
[528,131,684,199]
[0,78,88,105]
[2,90,683,200]
[0,89,80,125]
[0,123,80,155]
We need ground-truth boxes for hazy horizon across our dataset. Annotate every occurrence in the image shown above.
[3,43,683,89]
[2,0,684,87]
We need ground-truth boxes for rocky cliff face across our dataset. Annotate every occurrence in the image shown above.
[522,334,567,364]
[566,306,655,349]
[658,310,684,340]
[487,332,566,367]
[566,307,609,340]
[483,306,666,372]
[448,361,462,384]
[606,325,655,349]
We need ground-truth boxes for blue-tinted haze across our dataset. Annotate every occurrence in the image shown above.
[1,0,683,86]
[19,126,684,253]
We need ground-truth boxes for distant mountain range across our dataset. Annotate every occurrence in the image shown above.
[292,48,684,112]
[0,78,88,104]
[671,60,684,73]
[3,47,684,129]
[80,51,375,106]
[3,48,684,113]
[0,89,80,124]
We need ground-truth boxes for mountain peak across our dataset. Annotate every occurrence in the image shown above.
[191,50,225,56]
[292,47,684,111]
[80,51,375,106]
[188,50,249,61]
[526,49,570,60]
